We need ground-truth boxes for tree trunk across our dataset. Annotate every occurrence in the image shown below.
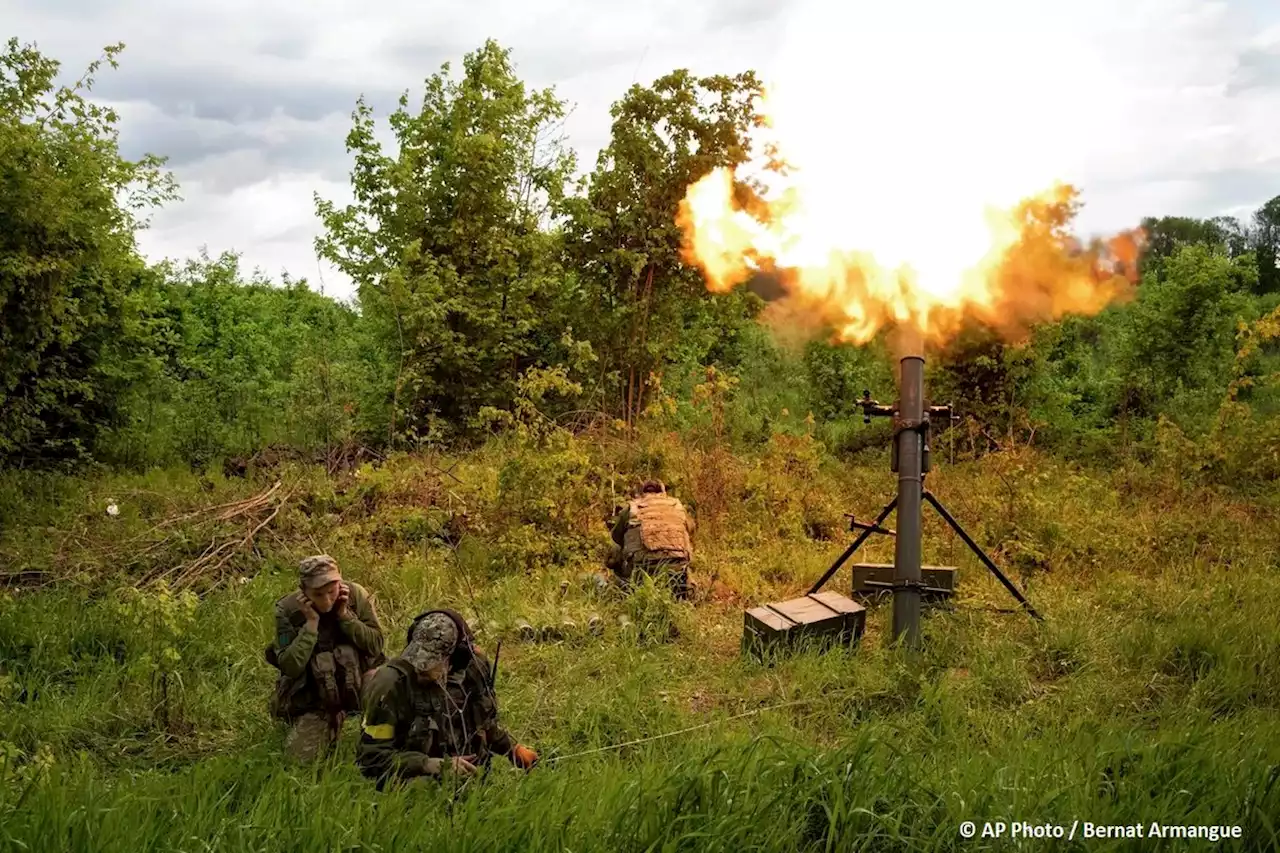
[630,264,657,425]
[626,367,636,431]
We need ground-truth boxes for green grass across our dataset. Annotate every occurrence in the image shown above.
[1,435,1279,851]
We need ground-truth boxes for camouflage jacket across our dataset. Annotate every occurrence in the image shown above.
[611,494,696,562]
[356,651,514,784]
[268,582,386,718]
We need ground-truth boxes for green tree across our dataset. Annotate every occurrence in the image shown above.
[0,39,176,466]
[562,68,765,426]
[803,336,894,422]
[927,326,1040,452]
[101,251,366,470]
[1116,244,1256,425]
[1252,195,1280,295]
[1021,310,1129,457]
[1139,215,1243,279]
[316,39,576,446]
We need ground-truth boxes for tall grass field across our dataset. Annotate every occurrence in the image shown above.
[2,432,1278,851]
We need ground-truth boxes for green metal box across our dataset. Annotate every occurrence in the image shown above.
[850,562,957,603]
[742,591,866,660]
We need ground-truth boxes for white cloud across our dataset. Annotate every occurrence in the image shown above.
[7,0,1280,301]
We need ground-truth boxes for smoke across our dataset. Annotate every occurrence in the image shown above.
[744,269,787,302]
[757,297,831,355]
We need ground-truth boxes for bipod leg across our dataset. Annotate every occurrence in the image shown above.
[922,491,1043,622]
[807,497,898,595]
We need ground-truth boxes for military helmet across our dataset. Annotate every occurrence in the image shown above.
[403,608,475,673]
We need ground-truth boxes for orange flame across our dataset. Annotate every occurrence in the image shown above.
[676,94,1145,350]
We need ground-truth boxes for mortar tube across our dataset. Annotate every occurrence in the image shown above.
[892,329,925,649]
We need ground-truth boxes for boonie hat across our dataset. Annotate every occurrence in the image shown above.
[299,554,342,589]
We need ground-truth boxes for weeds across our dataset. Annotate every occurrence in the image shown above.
[1,433,1279,850]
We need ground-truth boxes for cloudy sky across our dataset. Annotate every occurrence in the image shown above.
[8,0,1280,302]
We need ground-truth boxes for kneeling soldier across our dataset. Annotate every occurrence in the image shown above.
[357,609,538,785]
[607,479,696,600]
[266,555,386,762]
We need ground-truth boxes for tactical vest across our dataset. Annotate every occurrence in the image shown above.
[623,495,692,563]
[386,657,499,764]
[268,594,374,721]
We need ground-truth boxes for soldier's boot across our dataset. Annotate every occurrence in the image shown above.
[672,564,692,601]
[606,545,627,580]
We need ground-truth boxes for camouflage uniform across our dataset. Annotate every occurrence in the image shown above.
[266,556,386,763]
[358,612,534,786]
[608,486,696,599]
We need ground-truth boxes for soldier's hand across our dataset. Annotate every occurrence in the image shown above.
[296,592,320,631]
[422,755,476,777]
[334,582,352,620]
[449,755,478,776]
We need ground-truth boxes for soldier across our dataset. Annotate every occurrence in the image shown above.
[266,555,386,763]
[357,609,538,786]
[607,479,696,600]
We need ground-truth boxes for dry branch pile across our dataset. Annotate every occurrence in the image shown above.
[133,481,291,591]
[0,481,295,592]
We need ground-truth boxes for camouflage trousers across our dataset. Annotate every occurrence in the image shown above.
[284,712,343,763]
[283,668,376,764]
[607,546,691,600]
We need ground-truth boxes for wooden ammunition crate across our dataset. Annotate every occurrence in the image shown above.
[742,591,866,660]
[851,563,957,602]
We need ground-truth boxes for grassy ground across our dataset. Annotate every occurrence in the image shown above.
[1,431,1278,851]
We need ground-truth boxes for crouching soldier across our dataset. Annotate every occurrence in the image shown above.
[607,480,696,600]
[357,610,538,786]
[266,555,386,763]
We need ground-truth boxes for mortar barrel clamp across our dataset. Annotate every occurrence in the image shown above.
[862,579,955,596]
[892,415,929,438]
